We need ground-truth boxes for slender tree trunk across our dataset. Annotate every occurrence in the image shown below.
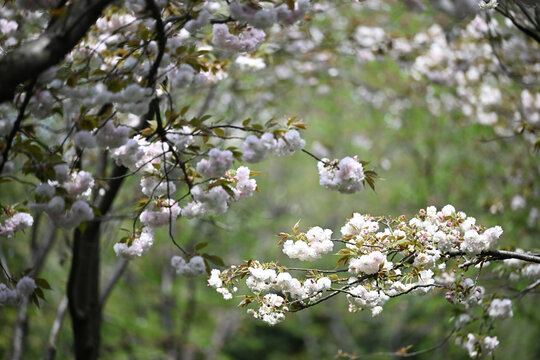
[67,225,102,360]
[10,219,57,360]
[9,298,29,360]
[160,265,178,360]
[67,164,127,360]
[44,296,69,360]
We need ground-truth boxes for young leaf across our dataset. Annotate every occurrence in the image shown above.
[195,242,209,251]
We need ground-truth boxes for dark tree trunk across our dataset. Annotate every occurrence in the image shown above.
[67,165,127,360]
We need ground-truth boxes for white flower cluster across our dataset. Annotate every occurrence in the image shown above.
[521,90,540,126]
[445,277,485,308]
[244,266,277,293]
[478,0,498,10]
[0,118,14,136]
[488,298,513,319]
[456,333,499,358]
[139,200,181,228]
[0,276,36,306]
[140,176,176,198]
[171,255,206,276]
[96,122,131,149]
[354,26,386,49]
[208,205,523,357]
[348,251,386,275]
[74,130,97,149]
[166,126,194,149]
[233,166,257,200]
[503,251,540,281]
[159,62,207,89]
[274,130,307,157]
[55,200,94,229]
[235,55,266,71]
[111,136,170,172]
[196,148,234,178]
[247,293,287,325]
[212,24,266,53]
[341,213,379,238]
[113,227,154,258]
[405,205,503,255]
[60,83,152,115]
[346,284,389,316]
[0,212,33,238]
[242,130,305,163]
[460,226,503,254]
[282,226,333,261]
[317,156,365,194]
[29,170,95,229]
[226,264,332,325]
[0,19,18,35]
[182,166,257,218]
[184,9,211,33]
[229,0,310,28]
[182,185,230,218]
[208,269,236,300]
[247,266,332,300]
[95,13,137,32]
[64,171,95,199]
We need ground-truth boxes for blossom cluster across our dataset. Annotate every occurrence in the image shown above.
[208,261,332,322]
[456,333,499,358]
[282,226,334,261]
[0,276,36,306]
[29,169,95,230]
[0,212,33,238]
[206,205,536,358]
[229,0,310,28]
[317,156,365,194]
[171,255,206,276]
[213,24,266,53]
[113,227,155,258]
[242,130,305,163]
[182,166,257,218]
[196,148,234,178]
[504,251,540,281]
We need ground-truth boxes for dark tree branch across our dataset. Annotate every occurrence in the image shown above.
[0,79,36,174]
[448,249,540,264]
[44,296,69,360]
[99,258,129,307]
[0,0,114,103]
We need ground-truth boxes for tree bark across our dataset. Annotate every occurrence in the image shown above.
[0,0,113,103]
[67,164,127,360]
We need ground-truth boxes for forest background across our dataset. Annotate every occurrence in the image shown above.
[0,0,539,359]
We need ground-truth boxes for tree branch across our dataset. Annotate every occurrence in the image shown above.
[99,258,129,307]
[0,0,114,103]
[0,79,36,174]
[448,249,540,264]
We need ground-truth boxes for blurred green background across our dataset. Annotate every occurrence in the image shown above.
[1,1,539,359]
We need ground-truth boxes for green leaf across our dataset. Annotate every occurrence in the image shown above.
[203,254,225,266]
[180,105,189,116]
[34,277,51,290]
[213,128,225,137]
[34,287,45,299]
[195,242,209,251]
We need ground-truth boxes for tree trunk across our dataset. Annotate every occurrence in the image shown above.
[67,164,127,360]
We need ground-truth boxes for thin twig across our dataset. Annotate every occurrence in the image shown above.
[0,78,36,174]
